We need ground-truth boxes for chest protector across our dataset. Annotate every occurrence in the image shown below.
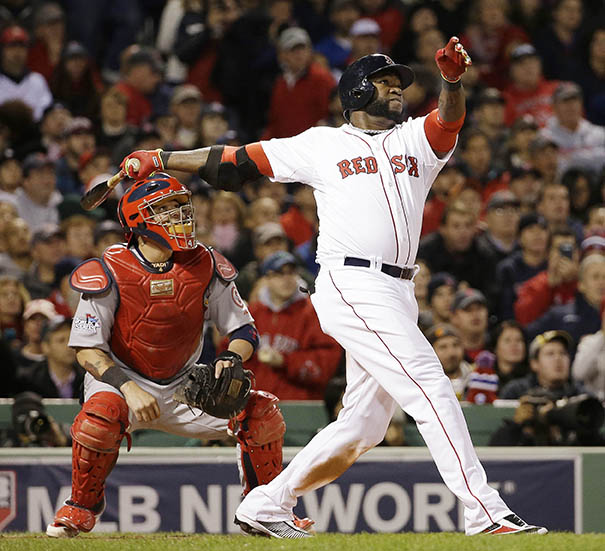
[103,244,213,381]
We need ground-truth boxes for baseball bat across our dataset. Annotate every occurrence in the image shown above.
[80,158,140,211]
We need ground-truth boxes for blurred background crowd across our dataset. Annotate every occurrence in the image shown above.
[1,0,605,448]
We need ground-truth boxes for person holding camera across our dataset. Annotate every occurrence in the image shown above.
[526,255,605,343]
[491,330,604,446]
[514,227,579,326]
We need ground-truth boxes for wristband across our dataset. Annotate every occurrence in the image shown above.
[159,150,171,169]
[441,75,462,91]
[100,365,131,390]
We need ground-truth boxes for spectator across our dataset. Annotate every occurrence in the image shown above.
[586,205,605,232]
[533,0,584,81]
[197,102,230,148]
[576,25,605,126]
[458,128,508,204]
[358,0,404,52]
[472,88,508,168]
[492,320,529,389]
[27,2,66,83]
[22,225,65,300]
[412,27,445,79]
[514,227,580,326]
[50,41,103,121]
[115,47,164,127]
[426,323,472,400]
[418,202,492,294]
[0,217,32,279]
[572,297,605,401]
[495,213,549,321]
[237,222,291,301]
[78,149,112,194]
[508,167,542,213]
[15,153,61,232]
[529,135,560,189]
[47,258,79,318]
[55,117,96,196]
[400,64,439,119]
[477,191,521,268]
[0,25,52,121]
[526,255,605,344]
[0,200,18,254]
[539,82,605,177]
[246,197,281,232]
[562,168,600,225]
[61,215,96,262]
[317,87,347,128]
[418,271,457,332]
[450,288,490,362]
[348,18,382,62]
[93,220,124,257]
[505,114,539,170]
[315,0,360,71]
[39,103,72,161]
[14,299,59,376]
[536,180,583,241]
[499,330,581,400]
[0,275,29,349]
[209,191,253,269]
[244,251,342,400]
[414,259,431,315]
[171,84,203,149]
[19,316,83,398]
[391,4,438,64]
[502,43,558,128]
[262,28,335,139]
[96,87,137,164]
[280,183,317,247]
[0,150,22,205]
[461,0,528,90]
[421,162,466,237]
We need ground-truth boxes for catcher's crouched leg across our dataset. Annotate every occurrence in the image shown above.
[229,390,285,495]
[47,392,131,538]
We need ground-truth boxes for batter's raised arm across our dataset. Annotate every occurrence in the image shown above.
[424,36,472,157]
[120,143,274,192]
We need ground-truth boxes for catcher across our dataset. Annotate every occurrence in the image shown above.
[47,173,302,537]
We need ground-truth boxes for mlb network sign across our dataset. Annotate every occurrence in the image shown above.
[0,457,575,533]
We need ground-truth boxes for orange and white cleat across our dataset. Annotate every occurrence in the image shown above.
[481,513,548,535]
[46,498,105,538]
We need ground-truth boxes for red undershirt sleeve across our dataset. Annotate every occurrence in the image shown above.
[423,109,466,154]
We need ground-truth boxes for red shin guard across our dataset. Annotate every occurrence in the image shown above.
[229,390,286,495]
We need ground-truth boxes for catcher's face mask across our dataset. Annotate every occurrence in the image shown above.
[118,172,196,251]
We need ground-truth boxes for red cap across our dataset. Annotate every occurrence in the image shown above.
[1,26,29,45]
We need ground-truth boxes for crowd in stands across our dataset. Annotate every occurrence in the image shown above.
[1,0,605,446]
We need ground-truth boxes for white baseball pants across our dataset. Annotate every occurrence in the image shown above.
[236,265,512,535]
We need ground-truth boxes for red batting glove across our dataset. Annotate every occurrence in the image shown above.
[120,149,164,180]
[435,36,472,83]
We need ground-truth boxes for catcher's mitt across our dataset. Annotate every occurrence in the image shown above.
[173,352,252,419]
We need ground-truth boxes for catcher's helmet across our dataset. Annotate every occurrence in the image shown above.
[338,54,415,121]
[117,172,196,251]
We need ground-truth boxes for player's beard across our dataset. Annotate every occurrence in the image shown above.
[365,96,405,124]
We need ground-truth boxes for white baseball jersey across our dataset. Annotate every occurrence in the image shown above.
[238,117,515,535]
[261,117,453,267]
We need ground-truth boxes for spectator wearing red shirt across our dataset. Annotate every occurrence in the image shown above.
[280,183,317,247]
[262,28,335,140]
[245,252,342,400]
[503,44,558,127]
[421,163,466,237]
[358,0,405,52]
[27,2,66,83]
[514,227,579,326]
[114,48,163,127]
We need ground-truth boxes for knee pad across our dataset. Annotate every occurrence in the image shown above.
[70,392,130,509]
[229,390,286,494]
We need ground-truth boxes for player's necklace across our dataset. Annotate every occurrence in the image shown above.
[349,123,391,135]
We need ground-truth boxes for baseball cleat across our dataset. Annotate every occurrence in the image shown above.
[46,497,105,538]
[234,513,313,538]
[481,513,548,535]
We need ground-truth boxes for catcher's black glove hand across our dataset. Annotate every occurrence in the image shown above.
[173,352,253,419]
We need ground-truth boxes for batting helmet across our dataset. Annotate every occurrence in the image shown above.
[117,172,196,251]
[338,54,415,121]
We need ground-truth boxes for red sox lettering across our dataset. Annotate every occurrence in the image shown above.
[337,154,419,179]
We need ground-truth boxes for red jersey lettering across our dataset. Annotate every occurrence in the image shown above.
[337,160,354,179]
[391,155,406,174]
[351,157,365,174]
[364,156,378,173]
[406,155,419,177]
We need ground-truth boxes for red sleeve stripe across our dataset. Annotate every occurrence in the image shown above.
[245,142,274,178]
[220,145,239,164]
[423,109,465,154]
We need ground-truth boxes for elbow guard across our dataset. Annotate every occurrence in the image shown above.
[199,145,266,192]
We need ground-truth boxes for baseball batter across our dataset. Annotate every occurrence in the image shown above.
[121,38,547,537]
[46,173,303,537]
